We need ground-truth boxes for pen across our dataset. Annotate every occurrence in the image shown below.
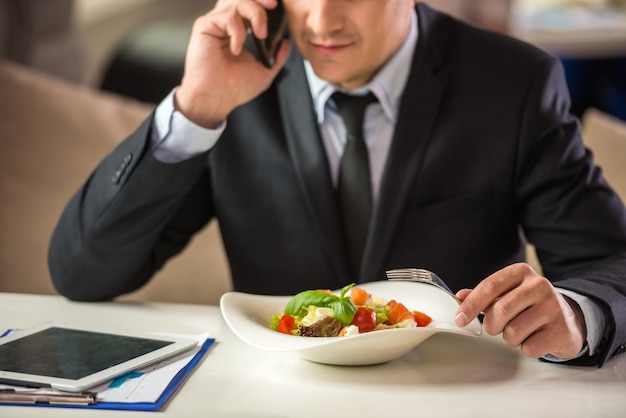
[0,388,97,405]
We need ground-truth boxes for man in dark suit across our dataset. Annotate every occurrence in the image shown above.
[49,0,626,366]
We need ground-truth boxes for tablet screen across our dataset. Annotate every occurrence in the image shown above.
[0,323,198,391]
[0,327,172,379]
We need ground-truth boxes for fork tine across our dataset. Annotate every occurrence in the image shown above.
[386,268,461,304]
[386,269,418,275]
[386,268,433,282]
[385,268,484,316]
[386,268,418,273]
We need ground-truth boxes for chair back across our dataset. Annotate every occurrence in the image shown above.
[582,108,626,202]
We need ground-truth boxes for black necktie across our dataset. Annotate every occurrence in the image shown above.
[332,91,377,280]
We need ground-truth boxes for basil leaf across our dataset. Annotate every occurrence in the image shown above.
[329,298,357,325]
[284,290,338,316]
[283,283,357,324]
[332,283,357,324]
[339,283,355,298]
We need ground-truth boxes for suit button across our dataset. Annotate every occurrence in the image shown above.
[111,153,133,184]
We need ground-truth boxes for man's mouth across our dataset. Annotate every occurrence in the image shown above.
[311,42,353,55]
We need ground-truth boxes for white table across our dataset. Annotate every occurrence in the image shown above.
[1,292,625,417]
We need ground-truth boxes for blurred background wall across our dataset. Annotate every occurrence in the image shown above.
[0,0,513,85]
[1,0,624,117]
[0,0,211,86]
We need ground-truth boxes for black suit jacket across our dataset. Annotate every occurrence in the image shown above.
[49,4,626,365]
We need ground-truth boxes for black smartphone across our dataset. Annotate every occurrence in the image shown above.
[253,1,288,68]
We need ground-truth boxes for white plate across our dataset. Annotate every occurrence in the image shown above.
[220,280,482,366]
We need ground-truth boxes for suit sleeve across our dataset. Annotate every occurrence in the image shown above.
[48,115,214,301]
[514,55,626,366]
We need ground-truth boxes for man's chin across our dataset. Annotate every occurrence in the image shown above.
[308,61,365,89]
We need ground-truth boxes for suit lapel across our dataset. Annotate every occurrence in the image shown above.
[362,4,448,282]
[277,50,351,285]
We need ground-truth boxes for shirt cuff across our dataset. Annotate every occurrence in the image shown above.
[151,88,225,163]
[542,287,606,362]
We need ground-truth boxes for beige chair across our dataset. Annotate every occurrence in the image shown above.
[0,60,231,305]
[582,108,626,200]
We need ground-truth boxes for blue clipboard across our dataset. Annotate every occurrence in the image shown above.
[0,335,215,412]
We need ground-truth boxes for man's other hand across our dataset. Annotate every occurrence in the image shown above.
[175,0,292,128]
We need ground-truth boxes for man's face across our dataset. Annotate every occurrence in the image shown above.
[283,0,419,90]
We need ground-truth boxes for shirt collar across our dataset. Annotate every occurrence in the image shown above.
[305,10,418,124]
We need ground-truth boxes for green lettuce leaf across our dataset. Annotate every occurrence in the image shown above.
[284,283,357,325]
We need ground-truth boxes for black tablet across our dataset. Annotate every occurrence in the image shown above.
[0,322,198,392]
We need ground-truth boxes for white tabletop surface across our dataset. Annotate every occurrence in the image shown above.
[1,292,624,417]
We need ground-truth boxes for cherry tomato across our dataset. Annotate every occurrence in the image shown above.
[277,315,296,334]
[350,307,377,333]
[412,310,432,327]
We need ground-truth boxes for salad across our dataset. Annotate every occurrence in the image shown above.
[270,283,432,337]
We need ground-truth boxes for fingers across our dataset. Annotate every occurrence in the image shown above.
[455,264,586,359]
[177,0,289,127]
[455,288,472,301]
[498,302,548,351]
[455,263,536,326]
[482,274,554,336]
[514,299,583,359]
[208,0,278,55]
[243,0,281,40]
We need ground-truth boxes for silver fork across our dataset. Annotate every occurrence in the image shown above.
[385,268,460,303]
[386,268,485,316]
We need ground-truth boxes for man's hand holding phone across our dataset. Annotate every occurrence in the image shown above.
[175,0,291,129]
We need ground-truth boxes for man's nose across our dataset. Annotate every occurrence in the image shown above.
[306,0,342,35]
